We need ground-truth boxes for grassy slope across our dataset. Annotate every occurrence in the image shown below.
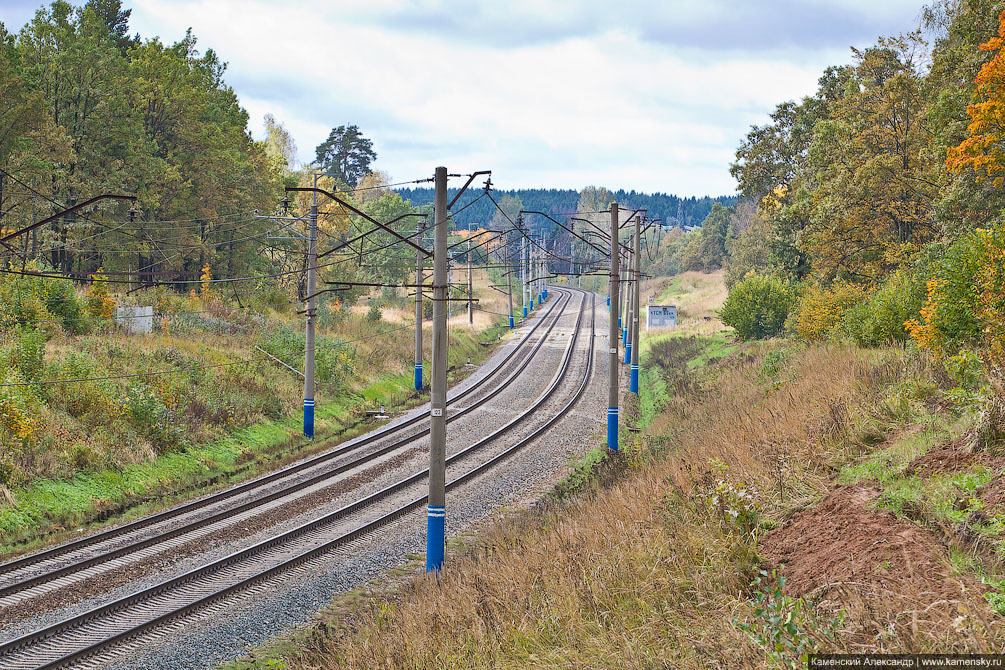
[0,270,513,556]
[226,271,1003,669]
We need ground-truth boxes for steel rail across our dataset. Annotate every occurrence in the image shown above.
[0,295,563,583]
[0,291,573,601]
[0,288,596,669]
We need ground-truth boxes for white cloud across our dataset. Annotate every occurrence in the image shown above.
[22,0,931,195]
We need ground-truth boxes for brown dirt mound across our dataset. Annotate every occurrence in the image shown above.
[906,440,992,476]
[760,485,996,650]
[977,475,1005,511]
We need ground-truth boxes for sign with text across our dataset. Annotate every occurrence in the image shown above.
[647,304,677,330]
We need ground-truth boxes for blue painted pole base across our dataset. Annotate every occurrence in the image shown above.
[530,297,534,310]
[606,295,610,307]
[426,504,445,572]
[509,315,515,329]
[304,398,315,439]
[622,325,628,347]
[630,364,639,394]
[625,342,632,365]
[523,306,528,318]
[414,363,422,391]
[607,407,618,451]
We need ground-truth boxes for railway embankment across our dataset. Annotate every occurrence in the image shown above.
[225,272,1005,669]
[0,271,509,559]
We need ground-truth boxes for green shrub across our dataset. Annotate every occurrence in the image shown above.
[45,278,88,334]
[366,304,382,322]
[720,274,797,340]
[257,324,356,391]
[124,382,187,451]
[842,270,926,347]
[905,232,987,355]
[1,326,46,382]
[317,297,346,329]
[315,336,356,389]
[0,262,84,334]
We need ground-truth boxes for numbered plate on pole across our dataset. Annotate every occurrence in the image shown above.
[431,408,443,417]
[609,347,617,354]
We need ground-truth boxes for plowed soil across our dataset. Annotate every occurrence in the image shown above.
[760,485,995,650]
[977,475,1005,511]
[906,440,994,476]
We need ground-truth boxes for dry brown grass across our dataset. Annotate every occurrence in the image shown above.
[642,270,728,338]
[242,270,1000,668]
[267,335,999,670]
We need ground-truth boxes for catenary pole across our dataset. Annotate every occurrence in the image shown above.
[631,213,642,393]
[624,223,634,366]
[427,166,448,573]
[608,202,620,451]
[303,177,318,439]
[520,215,528,318]
[506,234,515,328]
[619,260,625,347]
[467,235,473,328]
[414,218,424,391]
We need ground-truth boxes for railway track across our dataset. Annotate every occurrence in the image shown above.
[0,290,570,607]
[0,288,596,669]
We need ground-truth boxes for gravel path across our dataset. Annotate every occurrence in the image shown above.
[6,291,612,670]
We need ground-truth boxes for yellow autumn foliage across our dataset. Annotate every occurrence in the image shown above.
[791,281,867,342]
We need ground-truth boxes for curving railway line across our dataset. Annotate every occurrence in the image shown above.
[0,289,568,599]
[0,287,599,669]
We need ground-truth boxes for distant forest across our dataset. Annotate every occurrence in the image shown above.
[393,187,736,230]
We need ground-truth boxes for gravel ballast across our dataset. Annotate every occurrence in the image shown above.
[12,291,612,670]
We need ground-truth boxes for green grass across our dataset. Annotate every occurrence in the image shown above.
[636,331,739,428]
[552,447,609,501]
[638,365,667,427]
[0,374,403,553]
[834,408,1003,559]
[838,423,946,486]
[655,277,685,304]
[0,322,507,557]
[685,331,738,369]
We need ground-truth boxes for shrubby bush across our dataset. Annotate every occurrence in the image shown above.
[317,297,346,329]
[842,270,925,347]
[1,326,46,382]
[257,323,357,391]
[719,274,797,340]
[0,262,86,334]
[788,281,866,341]
[906,227,996,356]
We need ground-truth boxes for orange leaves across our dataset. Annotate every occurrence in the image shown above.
[947,11,1005,184]
[907,227,1005,369]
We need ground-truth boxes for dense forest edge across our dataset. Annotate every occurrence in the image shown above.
[393,186,735,231]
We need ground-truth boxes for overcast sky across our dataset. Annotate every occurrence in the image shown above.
[2,0,927,196]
